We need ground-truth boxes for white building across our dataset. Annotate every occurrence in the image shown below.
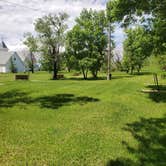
[17,50,39,71]
[0,41,39,73]
[0,41,25,73]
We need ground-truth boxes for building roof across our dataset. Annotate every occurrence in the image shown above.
[17,50,31,62]
[0,51,12,65]
[1,41,7,48]
[0,41,8,50]
[17,50,37,63]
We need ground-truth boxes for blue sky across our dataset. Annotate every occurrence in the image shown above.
[0,0,124,52]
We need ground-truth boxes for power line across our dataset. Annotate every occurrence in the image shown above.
[0,0,47,13]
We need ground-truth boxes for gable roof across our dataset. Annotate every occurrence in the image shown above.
[1,41,8,49]
[17,50,37,63]
[17,50,31,62]
[0,51,12,65]
[12,51,25,66]
[0,41,8,51]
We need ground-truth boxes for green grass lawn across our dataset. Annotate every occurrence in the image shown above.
[0,70,166,165]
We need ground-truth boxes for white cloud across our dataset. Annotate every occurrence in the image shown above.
[0,0,124,51]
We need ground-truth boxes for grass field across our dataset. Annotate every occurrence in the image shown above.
[0,68,166,165]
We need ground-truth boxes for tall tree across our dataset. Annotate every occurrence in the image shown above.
[24,33,38,73]
[107,0,166,54]
[34,13,68,79]
[106,2,116,80]
[66,9,108,79]
[123,26,153,74]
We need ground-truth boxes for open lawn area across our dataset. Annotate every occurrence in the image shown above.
[0,71,166,165]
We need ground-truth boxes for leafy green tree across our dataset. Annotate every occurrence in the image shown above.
[34,13,68,79]
[24,33,38,73]
[123,27,153,74]
[159,55,166,71]
[122,55,130,73]
[152,19,166,55]
[107,0,166,54]
[40,55,53,72]
[62,52,77,72]
[78,57,93,79]
[66,9,107,79]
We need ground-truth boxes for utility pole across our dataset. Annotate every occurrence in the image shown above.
[107,22,111,80]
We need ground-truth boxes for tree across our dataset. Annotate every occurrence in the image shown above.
[24,33,38,73]
[34,13,68,79]
[107,0,166,54]
[62,52,77,72]
[113,50,123,71]
[159,55,166,71]
[106,2,116,80]
[66,9,107,79]
[123,27,153,74]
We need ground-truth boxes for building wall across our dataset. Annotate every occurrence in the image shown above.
[6,53,25,73]
[0,65,6,73]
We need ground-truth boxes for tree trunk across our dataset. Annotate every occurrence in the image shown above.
[53,60,58,80]
[85,69,88,79]
[52,46,59,80]
[137,65,142,74]
[107,23,111,80]
[81,67,87,80]
[131,66,134,75]
[92,70,98,78]
[31,63,34,73]
[30,52,34,73]
[137,68,140,73]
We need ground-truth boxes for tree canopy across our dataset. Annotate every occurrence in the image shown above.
[65,9,108,79]
[123,26,153,74]
[34,13,68,79]
[24,33,38,73]
[107,0,166,54]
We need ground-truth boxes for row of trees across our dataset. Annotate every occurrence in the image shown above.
[24,8,114,80]
[24,0,166,79]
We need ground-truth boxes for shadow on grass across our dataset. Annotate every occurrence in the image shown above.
[107,158,137,166]
[64,76,106,81]
[64,75,135,81]
[0,90,99,109]
[110,72,153,80]
[106,116,166,166]
[133,71,153,76]
[36,94,99,109]
[0,90,32,107]
[112,75,134,80]
[146,85,166,103]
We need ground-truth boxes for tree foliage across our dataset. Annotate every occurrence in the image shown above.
[123,27,153,74]
[62,52,78,72]
[159,55,166,71]
[34,13,68,79]
[24,33,38,73]
[107,0,166,54]
[65,9,108,79]
[107,0,166,25]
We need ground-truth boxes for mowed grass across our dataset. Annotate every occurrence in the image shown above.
[0,70,165,165]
